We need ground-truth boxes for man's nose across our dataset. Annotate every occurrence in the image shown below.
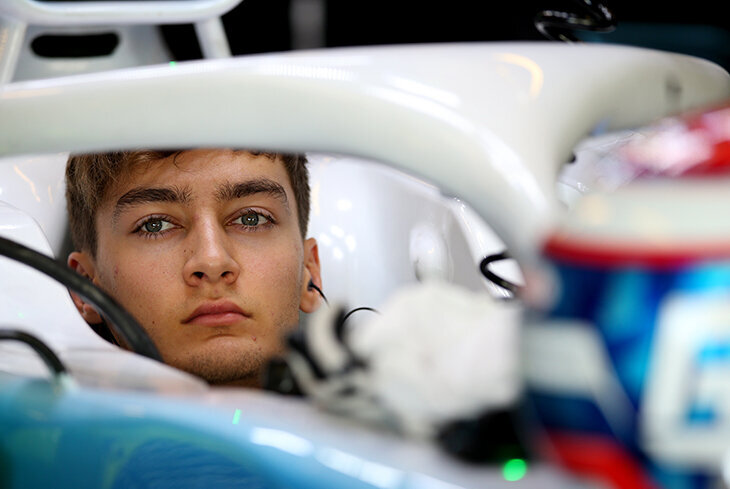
[183,224,240,286]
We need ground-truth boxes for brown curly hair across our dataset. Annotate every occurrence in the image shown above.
[65,150,310,256]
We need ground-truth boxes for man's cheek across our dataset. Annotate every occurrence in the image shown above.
[268,257,302,295]
[105,267,157,312]
[246,244,300,277]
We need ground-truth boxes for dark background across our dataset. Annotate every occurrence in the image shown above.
[160,0,730,71]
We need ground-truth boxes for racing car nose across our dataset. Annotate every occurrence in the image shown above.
[183,223,240,286]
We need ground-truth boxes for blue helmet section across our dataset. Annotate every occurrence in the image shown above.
[529,256,730,489]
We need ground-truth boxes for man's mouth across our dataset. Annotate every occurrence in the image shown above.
[183,301,249,326]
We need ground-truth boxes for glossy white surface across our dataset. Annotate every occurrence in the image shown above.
[0,153,69,256]
[0,201,109,380]
[0,0,239,82]
[0,201,101,347]
[0,0,242,25]
[0,16,26,83]
[13,25,172,82]
[0,42,727,264]
[309,154,503,310]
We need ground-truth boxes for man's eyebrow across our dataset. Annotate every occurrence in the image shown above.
[113,186,191,222]
[216,179,289,208]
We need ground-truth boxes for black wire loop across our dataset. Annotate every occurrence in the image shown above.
[0,329,68,376]
[0,236,162,362]
[341,307,379,325]
[479,251,522,297]
[308,281,328,304]
[535,0,616,43]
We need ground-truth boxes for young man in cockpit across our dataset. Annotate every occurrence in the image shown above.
[65,149,322,388]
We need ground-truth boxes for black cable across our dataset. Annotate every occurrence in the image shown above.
[308,281,328,304]
[480,252,522,297]
[0,236,162,362]
[307,282,377,364]
[341,307,378,325]
[0,329,67,376]
[308,281,379,335]
[535,0,616,43]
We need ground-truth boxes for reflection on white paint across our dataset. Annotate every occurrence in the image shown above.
[333,247,344,261]
[1,87,63,100]
[371,85,475,135]
[318,233,332,247]
[330,225,345,238]
[496,53,544,99]
[0,27,8,59]
[385,75,461,108]
[336,198,352,212]
[13,165,41,203]
[345,235,356,252]
[410,473,466,489]
[316,447,403,489]
[252,64,355,82]
[250,427,315,457]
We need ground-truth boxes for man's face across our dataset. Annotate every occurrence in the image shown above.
[71,149,320,386]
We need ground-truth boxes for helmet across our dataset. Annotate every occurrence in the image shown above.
[525,102,730,489]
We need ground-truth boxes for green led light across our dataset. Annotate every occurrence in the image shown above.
[169,61,177,67]
[17,312,25,319]
[502,458,527,482]
[232,408,241,425]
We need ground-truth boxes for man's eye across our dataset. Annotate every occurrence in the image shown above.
[236,211,270,227]
[142,219,172,233]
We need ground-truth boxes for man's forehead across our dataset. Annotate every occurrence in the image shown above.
[105,149,293,204]
[130,149,286,181]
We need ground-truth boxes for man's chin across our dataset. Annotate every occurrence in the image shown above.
[166,339,269,387]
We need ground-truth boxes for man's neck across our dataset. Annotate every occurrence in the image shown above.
[217,375,261,389]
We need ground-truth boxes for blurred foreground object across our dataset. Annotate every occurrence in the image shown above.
[621,102,730,177]
[526,101,730,489]
[267,280,528,462]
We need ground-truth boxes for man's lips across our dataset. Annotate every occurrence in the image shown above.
[183,301,250,326]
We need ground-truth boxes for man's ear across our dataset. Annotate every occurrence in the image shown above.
[299,238,322,313]
[67,251,104,324]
